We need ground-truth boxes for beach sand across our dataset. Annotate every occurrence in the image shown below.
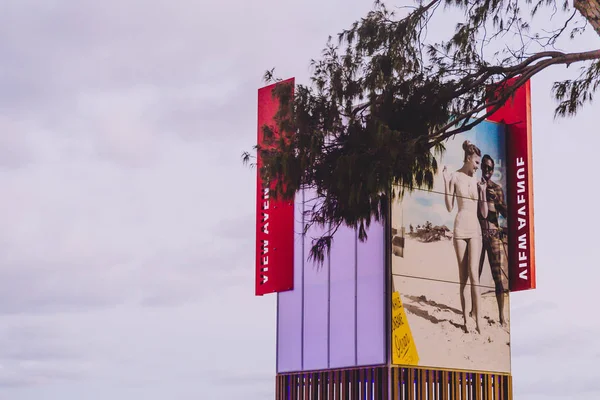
[392,236,509,290]
[392,237,511,373]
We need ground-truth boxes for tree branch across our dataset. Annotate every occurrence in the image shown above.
[429,48,600,144]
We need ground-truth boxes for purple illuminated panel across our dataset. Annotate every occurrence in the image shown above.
[276,189,386,373]
[329,225,357,368]
[302,193,329,370]
[357,222,386,365]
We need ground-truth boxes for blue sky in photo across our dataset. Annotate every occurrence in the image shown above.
[399,120,506,230]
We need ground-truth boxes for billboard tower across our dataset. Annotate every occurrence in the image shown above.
[255,77,535,399]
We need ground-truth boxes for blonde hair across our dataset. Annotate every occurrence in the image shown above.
[462,140,481,162]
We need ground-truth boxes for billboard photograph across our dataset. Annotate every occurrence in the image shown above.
[390,120,511,373]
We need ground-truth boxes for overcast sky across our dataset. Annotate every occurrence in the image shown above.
[0,1,599,399]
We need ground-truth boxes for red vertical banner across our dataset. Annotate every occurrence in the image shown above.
[487,79,536,292]
[255,78,295,296]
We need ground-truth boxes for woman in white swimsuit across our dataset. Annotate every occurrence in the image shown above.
[443,140,488,333]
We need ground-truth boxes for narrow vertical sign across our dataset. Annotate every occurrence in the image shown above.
[487,79,536,292]
[255,79,295,296]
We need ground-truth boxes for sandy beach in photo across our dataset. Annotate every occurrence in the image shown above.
[392,237,511,373]
[393,236,509,291]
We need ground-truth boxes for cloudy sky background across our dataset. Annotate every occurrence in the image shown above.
[0,1,599,399]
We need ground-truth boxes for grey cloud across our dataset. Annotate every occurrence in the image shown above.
[0,244,249,314]
[0,374,41,389]
[0,326,79,362]
[206,369,274,387]
[211,213,256,244]
[0,117,41,168]
[155,78,264,142]
[0,0,598,399]
[1,346,80,363]
[512,329,599,358]
[0,361,90,388]
[0,262,126,315]
[0,0,372,132]
[0,1,269,169]
[0,132,258,314]
[518,373,600,398]
[0,323,93,389]
[511,300,558,317]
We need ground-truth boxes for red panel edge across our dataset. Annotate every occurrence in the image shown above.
[255,78,295,296]
[486,78,536,292]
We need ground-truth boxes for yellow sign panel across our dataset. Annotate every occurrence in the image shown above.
[391,291,419,365]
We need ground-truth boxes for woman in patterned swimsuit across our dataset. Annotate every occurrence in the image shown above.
[443,140,488,334]
[477,154,507,326]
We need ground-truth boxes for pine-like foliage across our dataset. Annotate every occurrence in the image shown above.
[244,0,600,263]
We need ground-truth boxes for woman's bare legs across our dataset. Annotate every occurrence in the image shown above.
[453,239,469,332]
[468,236,483,333]
[469,245,486,319]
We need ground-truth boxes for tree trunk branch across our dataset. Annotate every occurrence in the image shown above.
[574,0,600,37]
[428,48,600,145]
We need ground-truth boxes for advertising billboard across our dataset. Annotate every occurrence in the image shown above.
[258,77,534,377]
[390,120,512,373]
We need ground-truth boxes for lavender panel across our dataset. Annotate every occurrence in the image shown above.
[328,225,357,368]
[302,203,329,370]
[356,221,386,366]
[276,189,305,373]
